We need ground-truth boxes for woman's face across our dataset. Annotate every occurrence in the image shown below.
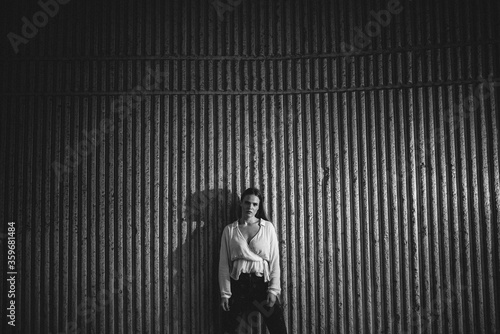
[240,194,260,220]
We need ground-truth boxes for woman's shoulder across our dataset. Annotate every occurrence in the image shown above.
[223,221,238,231]
[260,219,276,230]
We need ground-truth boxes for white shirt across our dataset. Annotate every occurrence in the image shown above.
[218,219,281,298]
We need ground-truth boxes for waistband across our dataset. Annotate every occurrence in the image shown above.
[235,273,264,281]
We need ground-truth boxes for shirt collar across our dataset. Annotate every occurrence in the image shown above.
[232,218,265,227]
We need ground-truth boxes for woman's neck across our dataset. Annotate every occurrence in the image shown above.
[239,217,259,225]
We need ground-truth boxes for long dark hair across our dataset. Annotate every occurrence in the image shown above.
[238,187,269,221]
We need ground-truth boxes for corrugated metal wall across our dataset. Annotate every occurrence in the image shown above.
[1,0,499,333]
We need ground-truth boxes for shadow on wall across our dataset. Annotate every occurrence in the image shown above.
[171,188,240,332]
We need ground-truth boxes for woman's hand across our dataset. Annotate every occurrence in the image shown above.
[221,297,230,311]
[267,293,277,307]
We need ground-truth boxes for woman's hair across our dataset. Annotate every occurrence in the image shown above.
[239,187,269,221]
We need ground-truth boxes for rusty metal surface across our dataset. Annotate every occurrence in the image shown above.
[0,0,499,333]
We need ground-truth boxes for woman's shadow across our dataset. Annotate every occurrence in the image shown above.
[172,188,240,332]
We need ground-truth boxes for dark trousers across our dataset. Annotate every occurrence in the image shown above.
[220,273,287,334]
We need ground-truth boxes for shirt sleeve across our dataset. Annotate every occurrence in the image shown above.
[267,222,281,296]
[218,226,232,299]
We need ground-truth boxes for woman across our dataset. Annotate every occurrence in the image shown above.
[219,187,287,333]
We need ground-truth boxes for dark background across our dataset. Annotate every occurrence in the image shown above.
[1,0,499,333]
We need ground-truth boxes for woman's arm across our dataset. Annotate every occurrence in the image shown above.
[267,222,281,296]
[218,226,232,299]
